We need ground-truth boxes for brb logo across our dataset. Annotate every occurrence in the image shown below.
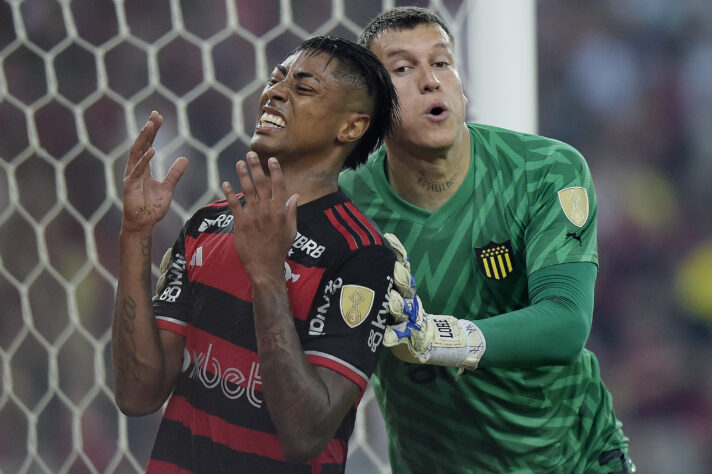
[185,344,263,408]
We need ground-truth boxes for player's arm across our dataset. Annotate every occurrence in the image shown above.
[112,112,187,416]
[385,235,593,371]
[222,153,361,462]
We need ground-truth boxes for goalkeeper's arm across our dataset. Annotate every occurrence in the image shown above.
[384,234,595,371]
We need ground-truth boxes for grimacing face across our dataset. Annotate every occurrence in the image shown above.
[370,24,467,152]
[250,51,355,163]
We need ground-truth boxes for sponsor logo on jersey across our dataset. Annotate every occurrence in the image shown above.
[309,278,343,336]
[198,213,234,232]
[185,343,263,408]
[557,186,589,228]
[284,261,300,282]
[340,285,374,328]
[155,251,186,302]
[475,241,514,280]
[189,246,203,267]
[368,275,392,352]
[291,231,326,259]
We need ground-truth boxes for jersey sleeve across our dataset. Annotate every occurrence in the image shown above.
[302,246,395,393]
[152,224,192,336]
[524,142,598,274]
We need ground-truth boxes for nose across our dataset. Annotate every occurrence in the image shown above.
[419,66,440,93]
[265,81,287,102]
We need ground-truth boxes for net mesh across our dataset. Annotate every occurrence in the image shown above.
[0,1,474,472]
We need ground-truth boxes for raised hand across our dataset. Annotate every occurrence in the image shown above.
[122,111,188,232]
[221,152,299,282]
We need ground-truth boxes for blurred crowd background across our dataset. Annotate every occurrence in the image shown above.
[1,0,711,473]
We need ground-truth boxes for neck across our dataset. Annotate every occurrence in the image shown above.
[275,155,341,205]
[385,124,471,212]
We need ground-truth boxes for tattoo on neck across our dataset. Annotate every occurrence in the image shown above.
[417,172,459,193]
[305,169,337,192]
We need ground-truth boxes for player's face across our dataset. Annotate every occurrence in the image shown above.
[250,51,351,162]
[370,24,467,151]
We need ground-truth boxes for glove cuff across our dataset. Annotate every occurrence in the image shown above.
[426,316,486,370]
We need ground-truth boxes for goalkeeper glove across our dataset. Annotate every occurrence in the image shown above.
[383,233,486,376]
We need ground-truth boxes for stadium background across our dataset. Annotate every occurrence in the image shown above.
[1,0,712,472]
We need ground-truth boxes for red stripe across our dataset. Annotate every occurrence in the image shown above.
[163,395,348,464]
[157,318,188,336]
[335,204,370,247]
[325,209,358,251]
[306,354,367,392]
[185,235,322,321]
[146,459,193,473]
[344,202,382,245]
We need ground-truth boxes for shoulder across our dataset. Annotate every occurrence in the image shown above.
[320,196,391,255]
[183,196,237,235]
[468,122,589,176]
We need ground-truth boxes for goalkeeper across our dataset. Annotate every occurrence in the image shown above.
[338,7,633,473]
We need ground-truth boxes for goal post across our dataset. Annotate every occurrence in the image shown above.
[0,1,536,473]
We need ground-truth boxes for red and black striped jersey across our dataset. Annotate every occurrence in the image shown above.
[148,190,395,474]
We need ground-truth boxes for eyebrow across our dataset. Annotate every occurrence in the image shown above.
[274,64,321,82]
[385,42,451,58]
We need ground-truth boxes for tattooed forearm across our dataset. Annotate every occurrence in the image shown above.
[116,296,141,380]
[140,235,151,257]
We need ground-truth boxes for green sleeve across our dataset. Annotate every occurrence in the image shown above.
[475,262,595,368]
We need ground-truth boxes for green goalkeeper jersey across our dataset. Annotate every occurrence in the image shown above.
[339,123,628,473]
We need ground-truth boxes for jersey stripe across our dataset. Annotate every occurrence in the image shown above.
[344,202,382,245]
[324,208,358,250]
[156,315,188,335]
[334,204,371,247]
[305,351,369,392]
[163,395,348,464]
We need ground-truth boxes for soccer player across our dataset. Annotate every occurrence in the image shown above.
[338,7,634,473]
[112,36,399,472]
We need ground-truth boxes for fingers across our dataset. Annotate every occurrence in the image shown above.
[268,157,287,204]
[221,180,242,217]
[127,112,163,173]
[235,159,254,207]
[245,151,270,202]
[163,156,188,190]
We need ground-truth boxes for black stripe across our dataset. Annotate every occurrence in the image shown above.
[341,204,378,246]
[326,206,363,247]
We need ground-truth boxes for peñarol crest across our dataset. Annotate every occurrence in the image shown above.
[475,241,515,280]
[340,285,374,328]
[557,186,589,228]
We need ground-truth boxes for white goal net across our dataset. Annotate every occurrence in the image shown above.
[0,1,484,472]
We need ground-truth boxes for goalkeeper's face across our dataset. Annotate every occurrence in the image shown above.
[250,51,368,165]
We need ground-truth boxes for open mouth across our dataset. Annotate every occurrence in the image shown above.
[258,112,286,128]
[429,106,446,116]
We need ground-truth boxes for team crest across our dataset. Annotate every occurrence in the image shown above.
[557,187,589,228]
[475,241,515,280]
[339,285,374,328]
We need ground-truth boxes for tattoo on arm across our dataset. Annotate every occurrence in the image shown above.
[140,235,151,257]
[116,296,141,381]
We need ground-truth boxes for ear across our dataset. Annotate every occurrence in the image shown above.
[337,113,371,144]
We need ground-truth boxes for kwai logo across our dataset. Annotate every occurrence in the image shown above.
[185,343,262,408]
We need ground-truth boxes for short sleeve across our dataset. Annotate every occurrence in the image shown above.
[152,225,192,335]
[302,246,395,393]
[525,143,598,274]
